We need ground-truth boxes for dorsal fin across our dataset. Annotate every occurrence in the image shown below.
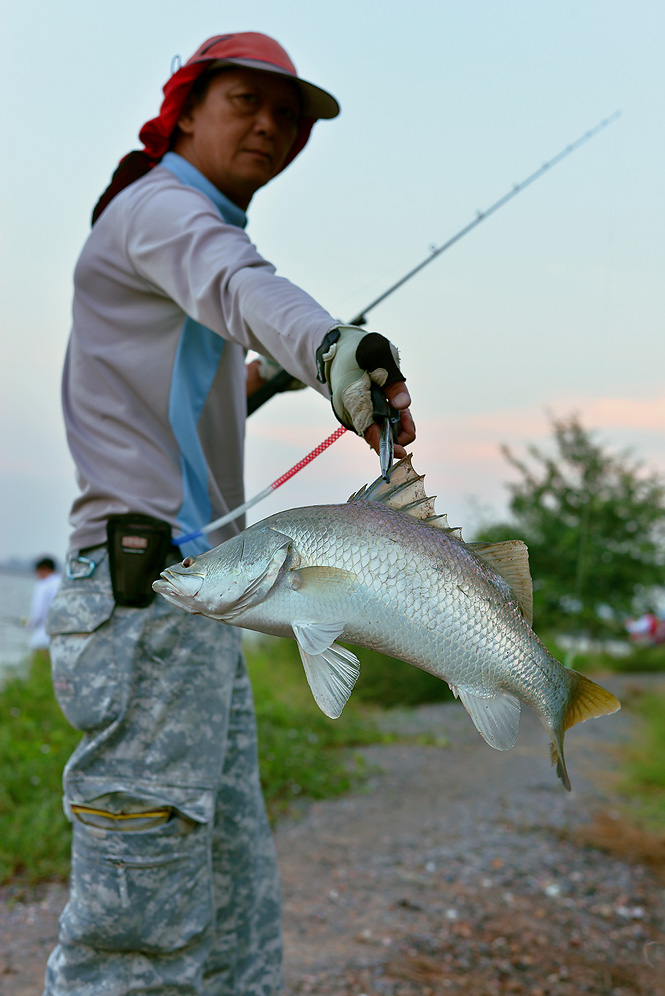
[400,495,437,519]
[427,516,463,539]
[467,540,533,625]
[347,458,532,621]
[348,455,426,505]
[348,455,463,535]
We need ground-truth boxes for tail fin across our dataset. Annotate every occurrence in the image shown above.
[550,672,621,791]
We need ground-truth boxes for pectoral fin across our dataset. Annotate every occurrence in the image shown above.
[296,566,358,583]
[290,566,360,595]
[292,620,347,655]
[456,688,521,750]
[296,640,360,719]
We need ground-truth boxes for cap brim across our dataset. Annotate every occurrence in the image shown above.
[206,57,340,119]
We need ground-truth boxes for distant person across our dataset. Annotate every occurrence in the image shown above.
[626,610,665,645]
[27,557,61,650]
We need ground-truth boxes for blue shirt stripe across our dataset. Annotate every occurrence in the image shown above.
[161,153,247,556]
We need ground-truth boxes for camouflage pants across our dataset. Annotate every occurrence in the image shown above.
[43,547,283,995]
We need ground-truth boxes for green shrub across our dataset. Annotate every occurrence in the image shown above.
[245,637,391,815]
[588,643,665,673]
[0,638,393,884]
[0,651,79,884]
[351,646,454,707]
[539,632,665,675]
[620,692,665,831]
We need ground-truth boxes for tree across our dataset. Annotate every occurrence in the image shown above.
[474,415,665,635]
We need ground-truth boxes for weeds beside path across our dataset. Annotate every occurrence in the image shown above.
[2,674,665,996]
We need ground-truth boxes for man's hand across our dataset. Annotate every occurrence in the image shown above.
[245,356,305,398]
[363,381,415,458]
[316,325,416,457]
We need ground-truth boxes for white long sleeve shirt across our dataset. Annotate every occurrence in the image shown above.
[63,153,335,556]
[28,572,62,648]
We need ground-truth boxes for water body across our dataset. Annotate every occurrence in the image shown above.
[0,570,36,684]
[0,570,262,686]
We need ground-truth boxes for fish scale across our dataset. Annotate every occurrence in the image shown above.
[154,456,621,789]
[286,498,562,710]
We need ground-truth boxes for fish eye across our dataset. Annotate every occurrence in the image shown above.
[182,556,195,568]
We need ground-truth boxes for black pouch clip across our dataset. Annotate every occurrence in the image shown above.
[107,514,174,608]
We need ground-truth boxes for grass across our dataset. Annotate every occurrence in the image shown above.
[539,634,665,831]
[350,645,454,707]
[618,691,665,832]
[0,638,414,886]
[2,631,663,886]
[572,689,665,879]
[246,637,396,815]
[540,632,665,674]
[0,651,80,885]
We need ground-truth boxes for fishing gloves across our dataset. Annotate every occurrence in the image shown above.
[316,325,405,435]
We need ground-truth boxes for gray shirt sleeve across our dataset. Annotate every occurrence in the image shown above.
[125,178,334,394]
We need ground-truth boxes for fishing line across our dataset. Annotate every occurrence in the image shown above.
[176,426,347,544]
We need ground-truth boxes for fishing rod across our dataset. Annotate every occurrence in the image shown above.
[247,110,621,415]
[178,112,621,547]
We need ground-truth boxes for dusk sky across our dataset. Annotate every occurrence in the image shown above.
[2,1,663,562]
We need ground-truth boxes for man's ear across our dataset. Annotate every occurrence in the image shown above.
[176,109,196,135]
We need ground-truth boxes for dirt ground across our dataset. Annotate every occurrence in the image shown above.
[2,673,664,996]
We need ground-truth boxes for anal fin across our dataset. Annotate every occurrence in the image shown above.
[457,688,521,750]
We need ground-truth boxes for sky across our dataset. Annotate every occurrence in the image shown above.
[1,1,664,563]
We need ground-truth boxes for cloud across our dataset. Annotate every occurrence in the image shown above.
[585,396,665,432]
[417,394,665,462]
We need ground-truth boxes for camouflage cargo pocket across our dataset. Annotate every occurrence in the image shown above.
[48,584,118,731]
[64,815,214,953]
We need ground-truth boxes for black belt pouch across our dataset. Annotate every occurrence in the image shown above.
[107,513,173,608]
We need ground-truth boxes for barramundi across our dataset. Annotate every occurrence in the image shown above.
[153,457,620,789]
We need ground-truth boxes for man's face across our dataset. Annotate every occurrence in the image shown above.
[173,67,301,208]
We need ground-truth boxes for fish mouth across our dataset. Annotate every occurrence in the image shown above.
[153,569,205,602]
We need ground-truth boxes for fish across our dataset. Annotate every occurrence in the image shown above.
[153,456,620,789]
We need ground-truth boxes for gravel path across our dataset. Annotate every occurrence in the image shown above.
[2,674,664,996]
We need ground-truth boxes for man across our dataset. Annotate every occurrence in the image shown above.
[27,557,61,650]
[45,31,415,995]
